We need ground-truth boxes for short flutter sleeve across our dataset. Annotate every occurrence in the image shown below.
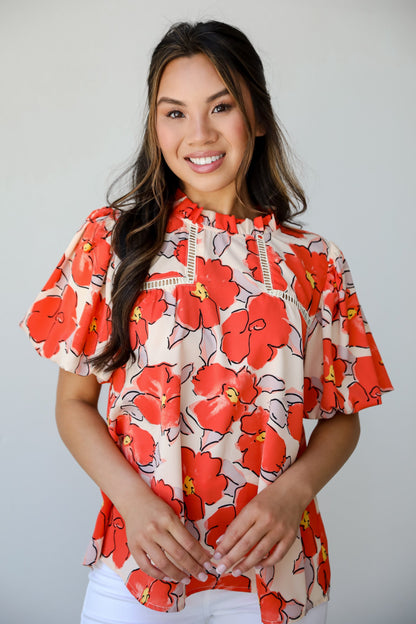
[20,207,118,383]
[304,241,393,418]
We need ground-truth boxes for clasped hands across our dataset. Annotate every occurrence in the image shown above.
[124,477,306,584]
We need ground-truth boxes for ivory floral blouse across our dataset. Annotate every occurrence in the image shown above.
[21,190,392,623]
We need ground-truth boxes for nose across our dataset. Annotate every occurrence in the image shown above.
[187,114,217,145]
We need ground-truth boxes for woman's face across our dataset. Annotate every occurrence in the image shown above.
[155,53,259,213]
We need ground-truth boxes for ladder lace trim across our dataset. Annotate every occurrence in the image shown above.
[256,234,312,326]
[142,222,198,291]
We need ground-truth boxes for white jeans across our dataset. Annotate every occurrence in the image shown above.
[81,560,328,624]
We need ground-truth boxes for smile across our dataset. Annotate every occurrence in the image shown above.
[187,154,225,165]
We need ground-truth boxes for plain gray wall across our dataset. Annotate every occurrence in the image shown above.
[2,0,414,622]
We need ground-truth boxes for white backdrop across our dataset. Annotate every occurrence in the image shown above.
[2,1,414,622]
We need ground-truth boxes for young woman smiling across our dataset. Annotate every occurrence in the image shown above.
[21,20,392,624]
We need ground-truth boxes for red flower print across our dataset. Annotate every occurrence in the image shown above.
[25,285,77,357]
[182,448,227,521]
[245,237,287,289]
[234,482,258,513]
[151,478,183,516]
[71,291,111,357]
[71,221,112,287]
[191,364,258,434]
[256,577,303,623]
[101,507,130,568]
[284,245,328,313]
[132,364,181,429]
[42,254,64,291]
[222,293,291,369]
[317,543,330,594]
[340,291,369,348]
[109,414,156,466]
[321,339,347,413]
[304,377,319,415]
[174,257,239,331]
[348,355,384,410]
[237,407,269,473]
[110,366,126,394]
[299,502,320,558]
[205,505,236,549]
[286,402,303,442]
[127,574,176,610]
[91,493,112,541]
[129,289,167,350]
[261,425,287,475]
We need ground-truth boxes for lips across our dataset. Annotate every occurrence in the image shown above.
[185,152,225,173]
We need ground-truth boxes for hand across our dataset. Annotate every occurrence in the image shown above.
[212,478,307,576]
[123,486,212,584]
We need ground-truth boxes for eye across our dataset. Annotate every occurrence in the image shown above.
[212,102,232,114]
[167,110,184,119]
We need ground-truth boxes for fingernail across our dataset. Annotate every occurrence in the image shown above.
[216,564,226,575]
[213,552,222,560]
[203,561,213,571]
[162,576,173,582]
[198,572,208,582]
[216,535,224,544]
[231,568,241,577]
[181,577,191,585]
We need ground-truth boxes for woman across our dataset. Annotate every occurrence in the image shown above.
[21,20,392,624]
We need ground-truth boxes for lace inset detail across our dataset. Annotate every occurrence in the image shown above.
[256,234,312,326]
[142,222,198,291]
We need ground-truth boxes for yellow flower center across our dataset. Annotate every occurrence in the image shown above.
[183,475,195,495]
[89,317,97,333]
[191,282,209,301]
[321,545,328,562]
[130,306,142,322]
[123,435,132,446]
[161,394,167,409]
[325,364,335,383]
[140,587,150,604]
[347,308,357,320]
[83,242,93,253]
[305,270,316,288]
[256,431,266,442]
[225,386,239,404]
[300,510,311,529]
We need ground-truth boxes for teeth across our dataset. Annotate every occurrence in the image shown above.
[189,154,224,165]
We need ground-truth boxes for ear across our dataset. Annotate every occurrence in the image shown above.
[255,123,266,137]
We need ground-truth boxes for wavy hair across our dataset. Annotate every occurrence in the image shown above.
[91,20,307,372]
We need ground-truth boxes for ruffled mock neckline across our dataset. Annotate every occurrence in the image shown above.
[171,189,277,236]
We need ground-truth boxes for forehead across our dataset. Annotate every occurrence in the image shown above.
[157,54,226,98]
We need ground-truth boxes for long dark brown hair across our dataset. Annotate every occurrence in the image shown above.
[91,20,307,373]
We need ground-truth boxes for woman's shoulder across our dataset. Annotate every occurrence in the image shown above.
[277,222,343,259]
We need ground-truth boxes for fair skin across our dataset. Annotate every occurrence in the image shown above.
[155,53,263,217]
[56,53,361,583]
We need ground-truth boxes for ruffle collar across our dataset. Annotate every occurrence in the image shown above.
[170,189,277,236]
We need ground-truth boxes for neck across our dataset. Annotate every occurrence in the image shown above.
[181,185,261,218]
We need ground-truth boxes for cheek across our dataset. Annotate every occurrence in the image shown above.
[155,120,178,157]
[227,116,249,150]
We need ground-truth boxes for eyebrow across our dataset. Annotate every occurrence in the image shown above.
[157,88,230,107]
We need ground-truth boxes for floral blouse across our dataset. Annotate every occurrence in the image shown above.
[21,190,393,623]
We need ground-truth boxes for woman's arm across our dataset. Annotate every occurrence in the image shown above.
[55,369,211,583]
[212,411,361,576]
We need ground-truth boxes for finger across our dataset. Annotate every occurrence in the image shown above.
[233,534,278,574]
[141,543,192,583]
[255,534,295,568]
[213,510,255,561]
[168,521,212,575]
[158,532,211,582]
[213,525,265,575]
[131,546,170,581]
